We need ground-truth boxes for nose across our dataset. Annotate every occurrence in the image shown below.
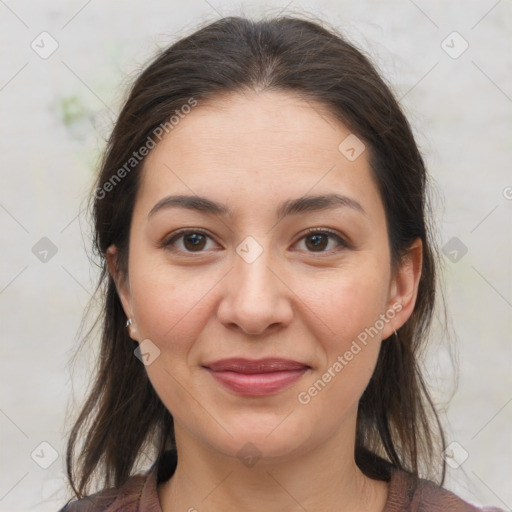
[216,242,294,336]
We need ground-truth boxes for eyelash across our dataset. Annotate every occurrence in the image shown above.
[161,227,350,255]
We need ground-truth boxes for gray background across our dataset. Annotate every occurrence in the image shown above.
[0,1,511,511]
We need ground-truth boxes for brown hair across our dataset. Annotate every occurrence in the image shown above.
[65,14,446,499]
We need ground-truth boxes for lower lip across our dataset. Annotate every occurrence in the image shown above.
[206,368,308,396]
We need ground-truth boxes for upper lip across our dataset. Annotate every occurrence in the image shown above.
[202,358,310,374]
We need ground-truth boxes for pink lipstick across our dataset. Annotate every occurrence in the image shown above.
[202,358,309,396]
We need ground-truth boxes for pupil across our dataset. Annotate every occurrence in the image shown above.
[307,234,327,251]
[185,233,205,251]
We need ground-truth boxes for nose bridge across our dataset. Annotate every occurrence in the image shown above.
[233,234,277,297]
[217,234,292,334]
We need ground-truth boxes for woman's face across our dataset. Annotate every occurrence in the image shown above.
[108,90,420,463]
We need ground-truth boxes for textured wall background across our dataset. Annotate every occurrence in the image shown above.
[0,1,511,511]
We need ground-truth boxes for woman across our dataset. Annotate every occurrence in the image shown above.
[59,15,503,512]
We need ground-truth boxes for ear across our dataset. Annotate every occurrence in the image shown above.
[106,245,139,341]
[382,237,423,339]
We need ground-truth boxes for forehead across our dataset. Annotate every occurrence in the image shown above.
[145,91,351,171]
[137,90,383,222]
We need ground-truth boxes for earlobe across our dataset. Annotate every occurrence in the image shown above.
[385,238,423,336]
[125,317,139,342]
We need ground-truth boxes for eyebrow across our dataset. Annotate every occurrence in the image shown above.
[148,193,366,220]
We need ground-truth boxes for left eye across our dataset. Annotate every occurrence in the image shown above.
[162,229,347,254]
[295,230,347,253]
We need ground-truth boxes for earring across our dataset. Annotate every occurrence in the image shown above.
[126,318,132,328]
[393,327,398,337]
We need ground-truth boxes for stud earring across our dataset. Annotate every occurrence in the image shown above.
[126,318,132,328]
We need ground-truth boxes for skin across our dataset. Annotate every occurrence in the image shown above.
[107,90,422,512]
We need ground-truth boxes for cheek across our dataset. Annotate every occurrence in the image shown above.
[295,262,388,408]
[304,264,390,347]
[128,255,222,353]
[128,264,214,411]
[296,274,386,417]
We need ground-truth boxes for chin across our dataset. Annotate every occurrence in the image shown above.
[202,420,313,465]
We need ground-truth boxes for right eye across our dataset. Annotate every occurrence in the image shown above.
[162,229,219,253]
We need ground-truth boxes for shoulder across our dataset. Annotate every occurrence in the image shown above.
[387,468,506,512]
[57,473,149,512]
[58,450,176,512]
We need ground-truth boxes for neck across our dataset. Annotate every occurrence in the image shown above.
[158,416,389,512]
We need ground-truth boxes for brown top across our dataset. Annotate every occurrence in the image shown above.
[59,451,502,512]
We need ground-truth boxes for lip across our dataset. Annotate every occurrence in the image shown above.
[203,358,309,373]
[202,358,310,396]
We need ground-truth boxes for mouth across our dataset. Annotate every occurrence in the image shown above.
[202,358,310,396]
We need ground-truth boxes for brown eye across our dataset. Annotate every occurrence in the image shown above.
[182,233,207,251]
[163,230,216,253]
[305,233,329,251]
[296,229,348,253]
